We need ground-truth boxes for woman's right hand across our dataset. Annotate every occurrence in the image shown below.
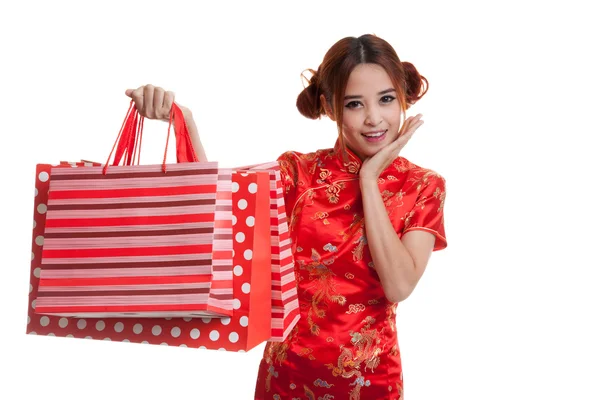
[125,84,176,122]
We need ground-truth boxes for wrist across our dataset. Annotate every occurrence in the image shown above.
[163,104,192,122]
[178,105,193,119]
[359,175,379,190]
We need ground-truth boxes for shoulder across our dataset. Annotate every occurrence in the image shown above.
[277,147,332,169]
[395,156,446,192]
[277,148,331,162]
[276,148,332,188]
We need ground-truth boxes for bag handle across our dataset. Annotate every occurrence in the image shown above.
[103,100,199,174]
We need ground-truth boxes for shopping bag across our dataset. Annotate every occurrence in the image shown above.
[173,131,301,342]
[27,166,274,352]
[242,163,300,342]
[33,102,233,318]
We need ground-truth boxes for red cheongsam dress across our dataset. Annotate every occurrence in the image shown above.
[254,140,447,400]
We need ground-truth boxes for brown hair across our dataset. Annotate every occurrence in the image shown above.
[296,34,428,156]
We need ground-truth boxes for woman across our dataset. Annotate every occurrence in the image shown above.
[126,34,447,400]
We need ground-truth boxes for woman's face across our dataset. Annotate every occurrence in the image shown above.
[338,63,403,161]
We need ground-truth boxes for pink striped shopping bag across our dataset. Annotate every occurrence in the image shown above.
[244,162,300,342]
[34,103,233,318]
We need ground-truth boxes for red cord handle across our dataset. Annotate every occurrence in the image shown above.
[103,100,198,174]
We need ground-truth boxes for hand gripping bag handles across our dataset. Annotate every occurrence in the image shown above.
[33,101,234,319]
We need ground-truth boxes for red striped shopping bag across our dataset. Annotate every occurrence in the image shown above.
[34,102,234,318]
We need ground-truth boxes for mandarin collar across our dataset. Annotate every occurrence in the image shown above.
[331,139,362,175]
[328,138,408,179]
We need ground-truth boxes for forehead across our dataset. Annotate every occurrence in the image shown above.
[345,63,393,93]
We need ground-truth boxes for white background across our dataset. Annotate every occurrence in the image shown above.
[1,0,598,399]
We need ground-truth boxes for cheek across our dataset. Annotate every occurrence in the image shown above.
[383,113,401,132]
[341,114,362,135]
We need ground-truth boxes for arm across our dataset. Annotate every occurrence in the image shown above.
[360,179,435,303]
[178,106,208,163]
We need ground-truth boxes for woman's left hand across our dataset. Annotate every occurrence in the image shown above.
[359,114,424,182]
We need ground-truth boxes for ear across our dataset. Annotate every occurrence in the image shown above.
[320,94,335,121]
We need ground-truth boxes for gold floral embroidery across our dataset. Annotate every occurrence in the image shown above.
[402,209,415,229]
[339,214,363,241]
[312,211,330,225]
[298,248,347,336]
[263,325,299,392]
[344,161,360,174]
[297,347,315,360]
[384,190,405,208]
[317,168,332,184]
[408,169,440,192]
[434,185,446,212]
[345,272,354,279]
[380,189,395,203]
[305,188,316,206]
[367,299,380,305]
[325,181,345,204]
[312,211,328,220]
[346,304,366,314]
[306,153,319,175]
[393,158,410,173]
[414,195,427,210]
[386,303,398,333]
[351,235,367,262]
[403,177,445,231]
[325,316,385,400]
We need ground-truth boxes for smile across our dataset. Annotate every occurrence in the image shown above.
[361,130,387,142]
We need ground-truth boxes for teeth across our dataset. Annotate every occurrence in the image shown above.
[364,131,385,138]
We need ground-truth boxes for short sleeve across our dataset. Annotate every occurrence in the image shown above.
[402,174,447,251]
[276,151,299,196]
[276,151,305,222]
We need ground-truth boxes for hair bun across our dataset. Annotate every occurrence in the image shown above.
[402,61,429,105]
[296,69,322,120]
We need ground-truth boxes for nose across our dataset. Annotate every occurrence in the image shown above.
[365,106,382,127]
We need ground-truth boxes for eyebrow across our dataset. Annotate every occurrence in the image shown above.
[344,88,396,100]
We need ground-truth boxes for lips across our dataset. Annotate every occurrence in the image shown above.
[361,130,387,142]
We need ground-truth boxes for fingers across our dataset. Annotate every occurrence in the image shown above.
[164,91,175,112]
[153,87,164,119]
[400,113,423,135]
[144,85,155,118]
[125,85,175,121]
[398,114,424,139]
[128,86,145,116]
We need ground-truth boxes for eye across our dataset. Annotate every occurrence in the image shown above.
[344,101,362,109]
[381,95,396,103]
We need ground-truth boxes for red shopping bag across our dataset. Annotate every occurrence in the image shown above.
[175,133,301,343]
[33,102,233,318]
[27,166,273,352]
[242,163,300,342]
